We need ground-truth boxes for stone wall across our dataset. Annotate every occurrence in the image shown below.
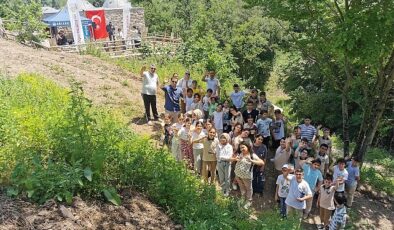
[103,7,145,39]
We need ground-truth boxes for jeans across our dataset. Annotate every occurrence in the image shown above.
[217,161,231,194]
[141,93,158,121]
[279,197,287,217]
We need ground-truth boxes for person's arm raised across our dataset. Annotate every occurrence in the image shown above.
[140,65,147,78]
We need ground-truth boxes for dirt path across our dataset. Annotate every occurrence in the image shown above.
[0,39,392,229]
[0,38,163,137]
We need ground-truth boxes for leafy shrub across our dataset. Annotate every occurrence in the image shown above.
[0,74,299,229]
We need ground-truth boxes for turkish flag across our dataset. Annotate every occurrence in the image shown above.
[85,10,108,39]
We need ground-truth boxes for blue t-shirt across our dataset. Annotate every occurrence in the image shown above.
[256,118,272,137]
[345,161,360,186]
[230,91,246,109]
[162,85,183,112]
[303,163,323,193]
[272,119,285,140]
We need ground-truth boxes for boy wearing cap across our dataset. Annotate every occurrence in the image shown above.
[140,64,159,124]
[275,164,294,217]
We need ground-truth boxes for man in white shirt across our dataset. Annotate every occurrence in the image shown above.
[140,64,159,124]
[202,70,220,97]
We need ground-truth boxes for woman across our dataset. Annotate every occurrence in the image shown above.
[202,128,219,184]
[190,121,206,175]
[230,106,244,127]
[179,118,193,168]
[229,123,243,144]
[216,133,234,196]
[252,135,268,194]
[234,141,265,209]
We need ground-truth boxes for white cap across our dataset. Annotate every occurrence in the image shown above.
[282,164,289,169]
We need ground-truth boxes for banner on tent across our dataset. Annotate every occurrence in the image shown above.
[85,10,108,40]
[67,0,85,45]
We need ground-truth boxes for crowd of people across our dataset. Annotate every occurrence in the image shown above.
[140,64,360,229]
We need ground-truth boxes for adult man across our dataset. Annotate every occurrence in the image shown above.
[106,22,115,41]
[141,64,159,124]
[162,74,183,123]
[201,70,220,97]
[285,168,313,219]
[272,137,292,172]
[299,116,317,145]
[303,159,323,218]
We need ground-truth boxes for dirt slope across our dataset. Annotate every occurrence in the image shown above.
[0,38,162,137]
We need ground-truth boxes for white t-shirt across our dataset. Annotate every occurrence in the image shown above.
[205,77,220,95]
[202,95,210,111]
[333,165,349,192]
[216,143,233,161]
[213,111,224,130]
[141,71,158,95]
[178,127,190,141]
[191,131,206,149]
[230,91,246,108]
[276,174,294,198]
[177,77,193,90]
[285,177,312,210]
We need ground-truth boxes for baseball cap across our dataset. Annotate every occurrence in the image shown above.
[150,64,156,68]
[185,70,190,74]
[282,164,289,169]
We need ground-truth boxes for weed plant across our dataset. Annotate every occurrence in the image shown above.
[0,74,298,229]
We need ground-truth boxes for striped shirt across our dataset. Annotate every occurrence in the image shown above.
[299,124,316,143]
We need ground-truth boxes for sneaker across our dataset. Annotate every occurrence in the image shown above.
[147,121,153,126]
[317,224,324,230]
[223,191,230,197]
[270,158,275,162]
[232,183,237,190]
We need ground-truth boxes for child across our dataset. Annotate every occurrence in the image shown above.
[203,119,214,135]
[275,164,294,218]
[161,114,173,149]
[315,143,330,175]
[317,174,338,230]
[294,137,309,169]
[216,133,234,196]
[202,128,219,184]
[257,91,273,116]
[256,110,272,147]
[208,96,218,118]
[171,113,185,161]
[242,101,259,123]
[212,104,224,136]
[191,80,205,97]
[230,83,246,110]
[202,89,213,119]
[318,128,332,155]
[243,115,257,142]
[246,88,259,109]
[185,88,194,112]
[222,100,231,133]
[329,194,347,230]
[271,109,285,149]
[190,93,203,111]
[179,118,193,169]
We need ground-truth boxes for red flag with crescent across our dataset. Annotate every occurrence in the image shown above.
[85,10,108,39]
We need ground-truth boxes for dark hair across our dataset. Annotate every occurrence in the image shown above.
[192,80,197,84]
[195,121,204,127]
[293,126,301,131]
[280,137,286,141]
[334,193,347,206]
[230,105,238,112]
[238,141,252,153]
[336,158,346,164]
[184,118,191,124]
[274,109,281,114]
[233,122,243,131]
[187,88,193,93]
[260,91,266,96]
[246,115,254,120]
[251,88,258,93]
[194,93,201,98]
[320,143,329,149]
[207,89,213,93]
[312,159,322,165]
[295,168,304,173]
[260,109,268,114]
[324,173,333,181]
[301,137,309,143]
[233,83,239,88]
[247,100,254,105]
[254,134,264,144]
[304,115,312,120]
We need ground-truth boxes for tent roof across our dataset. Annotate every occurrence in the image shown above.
[43,8,92,27]
[74,0,96,10]
[42,6,59,14]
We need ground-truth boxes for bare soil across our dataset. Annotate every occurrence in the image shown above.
[0,39,393,229]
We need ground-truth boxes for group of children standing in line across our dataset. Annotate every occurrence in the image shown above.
[158,77,359,230]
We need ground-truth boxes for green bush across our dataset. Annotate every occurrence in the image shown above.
[0,74,299,229]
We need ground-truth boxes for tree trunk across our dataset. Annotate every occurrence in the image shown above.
[352,49,394,163]
[342,90,350,157]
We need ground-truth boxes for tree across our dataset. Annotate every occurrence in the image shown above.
[246,0,394,162]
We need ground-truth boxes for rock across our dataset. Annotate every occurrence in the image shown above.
[59,205,75,220]
[174,224,183,229]
[37,210,50,216]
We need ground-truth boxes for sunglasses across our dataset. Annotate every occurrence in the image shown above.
[172,81,178,83]
[151,68,156,70]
